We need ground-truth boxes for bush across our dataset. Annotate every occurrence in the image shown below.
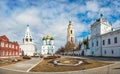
[23,56,31,59]
[44,55,61,59]
[12,59,18,62]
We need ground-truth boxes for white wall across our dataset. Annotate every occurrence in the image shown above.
[102,30,120,57]
[20,44,36,56]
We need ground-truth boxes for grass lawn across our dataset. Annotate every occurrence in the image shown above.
[30,58,112,72]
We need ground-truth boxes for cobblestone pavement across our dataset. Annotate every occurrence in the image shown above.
[0,56,120,74]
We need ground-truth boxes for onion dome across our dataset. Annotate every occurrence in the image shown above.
[27,24,29,27]
[50,37,54,40]
[46,35,51,40]
[42,37,46,40]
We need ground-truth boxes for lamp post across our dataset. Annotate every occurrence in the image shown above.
[72,47,76,56]
[72,48,74,56]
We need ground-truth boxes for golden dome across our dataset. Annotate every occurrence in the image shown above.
[46,35,51,40]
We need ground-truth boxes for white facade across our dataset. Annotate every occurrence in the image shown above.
[41,35,55,55]
[89,14,120,57]
[20,25,36,56]
[102,30,120,57]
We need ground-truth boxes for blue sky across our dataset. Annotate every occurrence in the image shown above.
[0,0,120,52]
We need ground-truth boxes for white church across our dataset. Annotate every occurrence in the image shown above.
[89,14,120,57]
[20,25,36,56]
[41,35,55,55]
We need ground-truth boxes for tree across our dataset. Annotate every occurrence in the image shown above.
[83,36,89,49]
[56,46,65,54]
[76,41,82,50]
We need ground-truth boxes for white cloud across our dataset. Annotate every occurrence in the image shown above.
[0,0,119,53]
[113,20,120,29]
[86,1,99,12]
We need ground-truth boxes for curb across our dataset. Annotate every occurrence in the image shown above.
[26,58,43,72]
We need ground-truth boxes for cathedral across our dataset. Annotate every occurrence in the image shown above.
[41,35,55,55]
[89,14,120,57]
[20,25,36,56]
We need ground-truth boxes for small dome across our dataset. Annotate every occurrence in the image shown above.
[42,37,46,40]
[27,24,29,27]
[51,37,54,40]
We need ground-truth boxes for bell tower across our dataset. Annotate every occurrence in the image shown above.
[67,20,75,43]
[23,25,34,44]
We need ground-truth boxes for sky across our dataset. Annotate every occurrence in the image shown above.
[0,0,120,52]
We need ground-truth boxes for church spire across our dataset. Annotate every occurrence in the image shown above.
[69,17,72,25]
[99,9,104,18]
[25,24,32,38]
[23,24,33,44]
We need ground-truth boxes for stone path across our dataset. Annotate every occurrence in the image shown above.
[1,58,41,72]
[0,56,120,74]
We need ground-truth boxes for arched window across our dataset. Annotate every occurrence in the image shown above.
[104,50,106,54]
[71,30,72,34]
[92,42,94,47]
[26,38,28,42]
[30,38,32,42]
[71,37,73,42]
[111,50,114,54]
[92,51,94,55]
[23,39,24,43]
[96,41,98,46]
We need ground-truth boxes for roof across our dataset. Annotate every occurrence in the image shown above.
[101,29,120,36]
[42,35,54,40]
[0,35,9,42]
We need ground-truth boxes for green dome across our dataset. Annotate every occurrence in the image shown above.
[27,24,29,27]
[50,37,54,40]
[42,37,46,40]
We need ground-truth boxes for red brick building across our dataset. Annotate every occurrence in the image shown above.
[0,35,21,58]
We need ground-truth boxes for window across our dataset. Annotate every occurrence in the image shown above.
[96,41,98,46]
[6,43,8,47]
[26,38,28,42]
[9,44,11,48]
[16,46,18,49]
[16,52,18,55]
[92,42,94,47]
[30,38,32,42]
[71,30,72,34]
[1,42,4,47]
[111,50,114,54]
[114,37,117,43]
[2,51,4,56]
[6,51,8,56]
[104,50,106,54]
[92,51,94,55]
[71,37,73,42]
[108,39,111,44]
[103,40,105,45]
[12,45,14,48]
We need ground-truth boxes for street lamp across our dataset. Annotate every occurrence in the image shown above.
[72,47,76,56]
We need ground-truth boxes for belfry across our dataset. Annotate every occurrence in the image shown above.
[20,25,36,56]
[67,19,75,43]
